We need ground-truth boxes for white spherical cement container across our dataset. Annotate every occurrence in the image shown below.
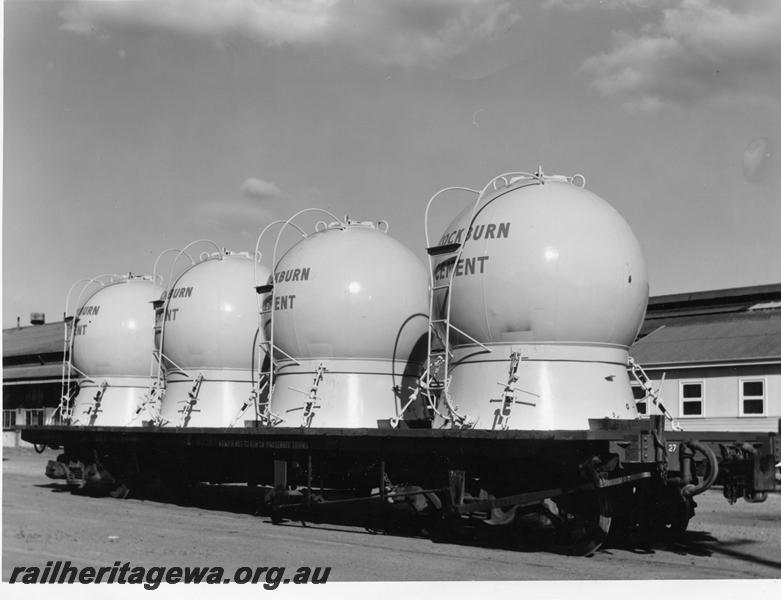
[158,252,270,427]
[267,221,429,427]
[69,276,163,426]
[433,175,649,430]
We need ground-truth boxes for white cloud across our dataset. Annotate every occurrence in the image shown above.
[544,0,672,11]
[59,0,522,68]
[241,177,282,201]
[576,0,781,110]
[61,0,338,42]
[193,176,283,229]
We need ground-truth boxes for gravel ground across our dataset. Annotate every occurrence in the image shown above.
[3,446,781,583]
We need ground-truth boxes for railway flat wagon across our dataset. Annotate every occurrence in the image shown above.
[22,418,778,555]
[22,169,779,556]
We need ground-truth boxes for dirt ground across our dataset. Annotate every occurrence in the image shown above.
[3,446,781,583]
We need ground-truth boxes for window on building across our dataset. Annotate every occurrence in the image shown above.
[631,384,647,415]
[740,379,766,416]
[25,409,44,427]
[680,381,704,416]
[3,410,17,430]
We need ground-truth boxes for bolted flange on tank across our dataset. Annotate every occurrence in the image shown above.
[68,275,163,426]
[157,250,271,428]
[429,170,649,431]
[265,217,429,428]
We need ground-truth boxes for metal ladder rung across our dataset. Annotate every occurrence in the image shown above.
[421,184,488,428]
[427,243,461,256]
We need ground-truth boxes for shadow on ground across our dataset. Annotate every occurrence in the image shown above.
[33,479,781,569]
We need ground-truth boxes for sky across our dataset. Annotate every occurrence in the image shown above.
[3,0,781,328]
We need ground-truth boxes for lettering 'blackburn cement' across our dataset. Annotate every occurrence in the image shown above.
[438,222,510,246]
[274,267,311,283]
[167,286,194,299]
[434,256,489,281]
[163,287,194,321]
[270,267,309,311]
[274,295,296,310]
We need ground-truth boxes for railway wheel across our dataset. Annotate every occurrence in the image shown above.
[108,483,131,499]
[547,489,612,556]
[270,507,285,525]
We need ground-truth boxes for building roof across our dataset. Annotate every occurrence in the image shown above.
[648,282,781,308]
[3,322,64,359]
[3,364,64,383]
[631,309,781,367]
[640,282,781,336]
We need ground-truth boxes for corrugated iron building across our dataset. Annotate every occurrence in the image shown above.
[3,320,63,446]
[630,284,781,432]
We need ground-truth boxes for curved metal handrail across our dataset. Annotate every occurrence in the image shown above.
[153,239,222,419]
[57,274,120,424]
[422,186,482,427]
[260,208,343,423]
